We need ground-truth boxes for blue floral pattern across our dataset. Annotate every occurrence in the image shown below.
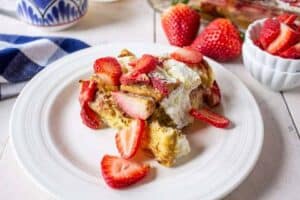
[16,0,88,26]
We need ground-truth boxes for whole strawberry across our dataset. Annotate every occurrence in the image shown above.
[191,18,242,62]
[161,3,200,47]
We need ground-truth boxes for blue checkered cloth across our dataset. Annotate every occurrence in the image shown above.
[0,34,89,100]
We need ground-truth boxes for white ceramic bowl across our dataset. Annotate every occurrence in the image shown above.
[243,19,300,91]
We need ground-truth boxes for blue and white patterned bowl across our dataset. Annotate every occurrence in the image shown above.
[16,0,88,31]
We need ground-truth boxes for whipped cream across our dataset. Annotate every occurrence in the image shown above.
[160,59,201,128]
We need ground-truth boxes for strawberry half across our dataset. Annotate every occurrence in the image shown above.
[190,108,230,128]
[191,18,242,62]
[204,81,221,107]
[162,3,200,47]
[112,91,155,120]
[115,119,145,159]
[79,80,97,106]
[267,23,300,54]
[101,155,149,189]
[93,57,122,86]
[259,18,281,49]
[279,42,300,59]
[170,47,203,64]
[80,103,101,129]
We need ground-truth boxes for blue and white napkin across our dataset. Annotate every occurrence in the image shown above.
[0,34,89,100]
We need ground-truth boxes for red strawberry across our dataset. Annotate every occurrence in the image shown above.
[115,119,145,159]
[259,18,280,49]
[204,81,221,107]
[267,23,300,54]
[254,39,264,49]
[150,76,170,96]
[120,55,158,85]
[190,108,230,128]
[191,18,242,61]
[120,73,151,85]
[93,57,122,86]
[161,3,200,47]
[80,103,101,129]
[112,92,155,120]
[101,155,149,189]
[79,80,97,106]
[277,13,297,25]
[279,42,300,59]
[132,54,158,76]
[170,47,203,64]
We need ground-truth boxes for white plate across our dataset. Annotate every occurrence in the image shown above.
[10,43,263,200]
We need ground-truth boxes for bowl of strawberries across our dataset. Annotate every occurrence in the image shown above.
[243,13,300,91]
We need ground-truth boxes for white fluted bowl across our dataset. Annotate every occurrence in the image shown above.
[243,19,300,91]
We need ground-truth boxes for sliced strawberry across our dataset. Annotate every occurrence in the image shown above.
[267,23,300,54]
[120,73,150,85]
[132,54,158,76]
[80,103,101,129]
[93,57,122,86]
[149,70,178,96]
[79,80,97,106]
[259,18,281,49]
[115,119,145,159]
[254,39,264,49]
[190,108,230,128]
[204,81,221,107]
[101,155,149,189]
[279,42,300,59]
[277,13,297,25]
[112,92,155,120]
[170,47,203,64]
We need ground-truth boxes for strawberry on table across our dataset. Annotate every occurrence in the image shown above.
[259,18,281,49]
[267,23,300,54]
[190,108,230,128]
[101,155,149,189]
[93,57,122,86]
[79,80,97,106]
[170,47,203,64]
[191,18,242,62]
[115,119,145,159]
[161,3,200,47]
[80,103,101,129]
[112,91,156,120]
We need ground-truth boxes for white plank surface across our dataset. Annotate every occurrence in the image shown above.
[1,0,300,199]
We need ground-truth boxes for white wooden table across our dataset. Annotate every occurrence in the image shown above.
[0,1,300,199]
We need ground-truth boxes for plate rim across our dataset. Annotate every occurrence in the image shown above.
[10,42,264,200]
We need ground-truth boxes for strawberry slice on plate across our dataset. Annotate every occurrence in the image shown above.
[190,108,230,128]
[115,119,145,159]
[101,155,150,189]
[267,23,300,54]
[80,103,101,129]
[120,73,151,85]
[132,54,158,75]
[112,91,155,120]
[259,18,280,49]
[93,57,122,86]
[79,80,97,106]
[170,47,203,64]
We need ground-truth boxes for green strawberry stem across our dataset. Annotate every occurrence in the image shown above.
[171,0,189,5]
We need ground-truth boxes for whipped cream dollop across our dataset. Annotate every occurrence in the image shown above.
[160,59,201,128]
